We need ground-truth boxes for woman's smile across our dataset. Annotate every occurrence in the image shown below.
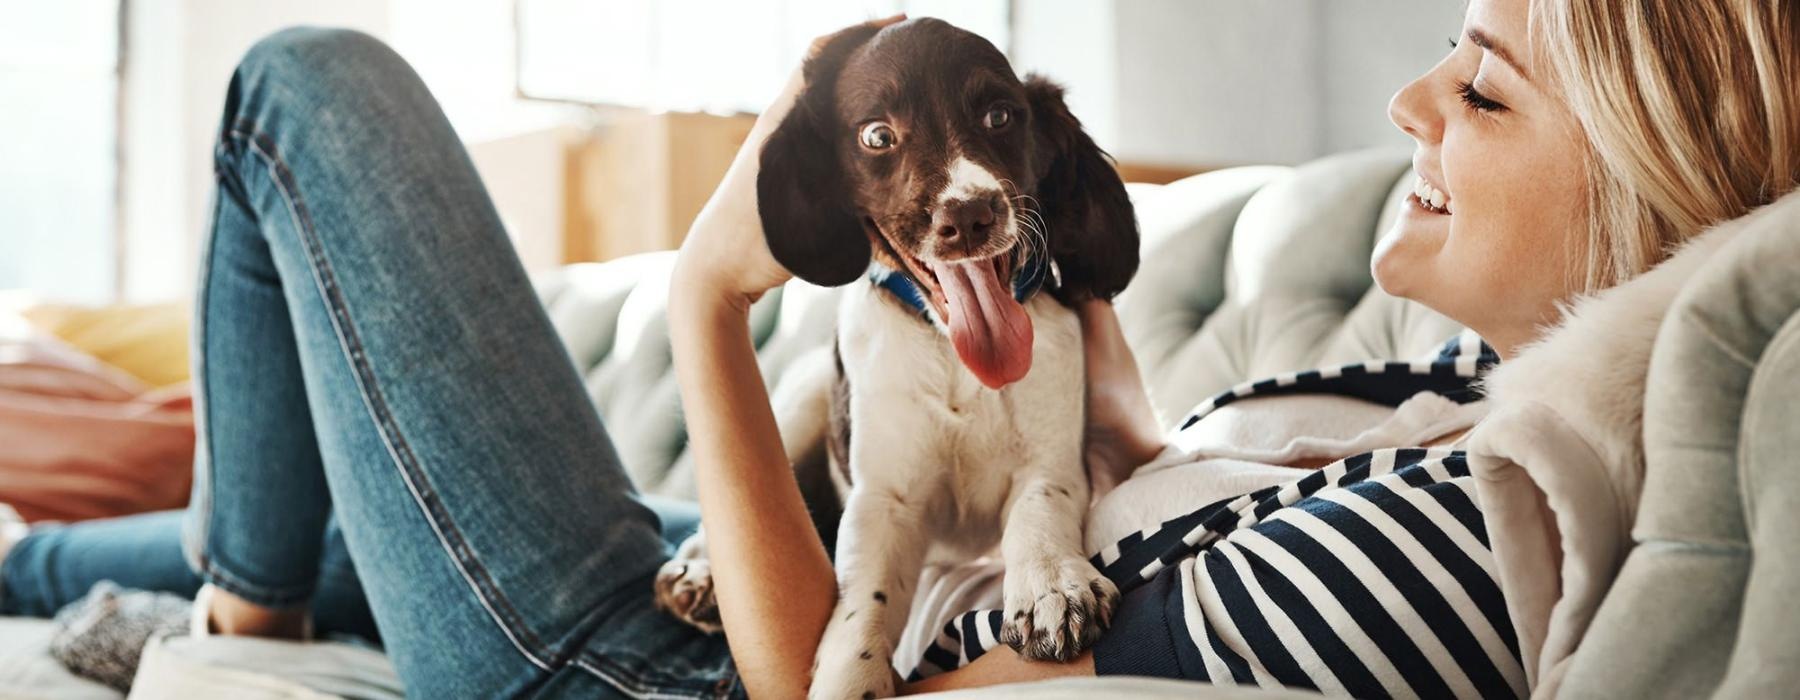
[1409,173,1453,214]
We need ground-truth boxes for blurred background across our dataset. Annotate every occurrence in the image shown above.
[0,0,1464,307]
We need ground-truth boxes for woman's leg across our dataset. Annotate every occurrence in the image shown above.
[0,510,380,642]
[0,493,703,643]
[2,511,196,615]
[192,28,734,698]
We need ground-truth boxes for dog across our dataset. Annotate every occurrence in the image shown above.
[653,18,1139,698]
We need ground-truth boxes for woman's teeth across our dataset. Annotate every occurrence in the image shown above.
[1412,175,1453,214]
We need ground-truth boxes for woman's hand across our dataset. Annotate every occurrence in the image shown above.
[672,15,906,314]
[668,81,796,312]
[1075,299,1168,502]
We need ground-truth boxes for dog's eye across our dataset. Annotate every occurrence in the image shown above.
[983,106,1012,130]
[860,122,897,150]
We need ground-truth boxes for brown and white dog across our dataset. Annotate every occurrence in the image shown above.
[654,18,1139,698]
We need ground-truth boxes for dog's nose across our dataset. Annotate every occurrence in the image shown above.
[932,196,998,242]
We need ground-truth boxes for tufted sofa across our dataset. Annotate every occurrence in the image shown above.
[7,148,1797,698]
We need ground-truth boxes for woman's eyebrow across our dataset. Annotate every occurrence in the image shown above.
[1466,27,1531,80]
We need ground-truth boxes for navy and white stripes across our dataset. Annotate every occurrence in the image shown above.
[1176,330,1499,431]
[908,334,1523,698]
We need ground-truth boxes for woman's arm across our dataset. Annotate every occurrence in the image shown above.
[669,284,836,699]
[667,19,900,698]
[902,648,1095,694]
[1075,299,1168,500]
[667,117,837,700]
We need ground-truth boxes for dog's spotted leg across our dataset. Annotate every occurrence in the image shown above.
[998,477,1119,662]
[809,486,926,700]
[653,527,722,634]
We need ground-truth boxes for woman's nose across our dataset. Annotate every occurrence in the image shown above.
[1388,71,1443,145]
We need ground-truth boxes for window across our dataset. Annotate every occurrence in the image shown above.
[0,0,121,303]
[514,0,1011,114]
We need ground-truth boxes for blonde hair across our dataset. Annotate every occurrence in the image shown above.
[1533,0,1799,290]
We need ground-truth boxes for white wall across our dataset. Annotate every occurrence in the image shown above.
[1319,0,1466,154]
[1012,0,1466,167]
[1011,0,1118,157]
[0,1,120,303]
[1113,0,1322,166]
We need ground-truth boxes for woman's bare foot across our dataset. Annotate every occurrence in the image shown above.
[199,584,310,640]
[0,504,27,568]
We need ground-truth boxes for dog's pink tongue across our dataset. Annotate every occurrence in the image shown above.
[930,259,1033,389]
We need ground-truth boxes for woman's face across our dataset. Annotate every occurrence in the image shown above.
[1374,0,1589,357]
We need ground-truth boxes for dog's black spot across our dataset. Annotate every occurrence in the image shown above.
[873,591,887,604]
[862,692,877,700]
[1053,485,1071,498]
[845,610,856,621]
[861,650,873,660]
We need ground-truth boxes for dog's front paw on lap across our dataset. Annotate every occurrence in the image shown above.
[1000,557,1120,662]
[653,557,722,634]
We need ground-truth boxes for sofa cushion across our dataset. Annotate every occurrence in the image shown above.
[1555,187,1800,697]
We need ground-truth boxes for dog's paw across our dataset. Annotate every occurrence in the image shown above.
[653,557,722,634]
[808,604,896,700]
[999,556,1119,662]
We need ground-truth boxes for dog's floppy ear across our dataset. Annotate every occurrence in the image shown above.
[756,26,883,287]
[1025,75,1140,301]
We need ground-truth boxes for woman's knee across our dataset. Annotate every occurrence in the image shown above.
[234,27,418,105]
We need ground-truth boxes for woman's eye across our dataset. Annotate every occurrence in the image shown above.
[860,122,898,150]
[983,106,1011,130]
[1456,80,1507,113]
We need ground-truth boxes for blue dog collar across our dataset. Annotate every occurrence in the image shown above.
[868,250,1051,321]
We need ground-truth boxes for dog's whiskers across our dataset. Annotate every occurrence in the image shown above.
[996,179,1051,266]
[1012,209,1048,266]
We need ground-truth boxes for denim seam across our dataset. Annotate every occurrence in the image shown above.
[574,648,731,697]
[227,122,563,673]
[572,654,737,700]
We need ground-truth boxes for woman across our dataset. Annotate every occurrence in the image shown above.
[2,0,1793,697]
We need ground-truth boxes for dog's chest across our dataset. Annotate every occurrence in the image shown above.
[834,284,1085,511]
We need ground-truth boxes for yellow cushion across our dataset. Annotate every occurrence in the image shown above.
[22,302,191,388]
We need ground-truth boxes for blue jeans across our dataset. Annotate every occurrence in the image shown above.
[1,28,738,698]
[2,510,381,642]
[2,500,703,648]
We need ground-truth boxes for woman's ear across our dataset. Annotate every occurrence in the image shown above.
[1024,75,1140,301]
[755,27,882,287]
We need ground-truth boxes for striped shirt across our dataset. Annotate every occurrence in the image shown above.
[909,335,1526,698]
